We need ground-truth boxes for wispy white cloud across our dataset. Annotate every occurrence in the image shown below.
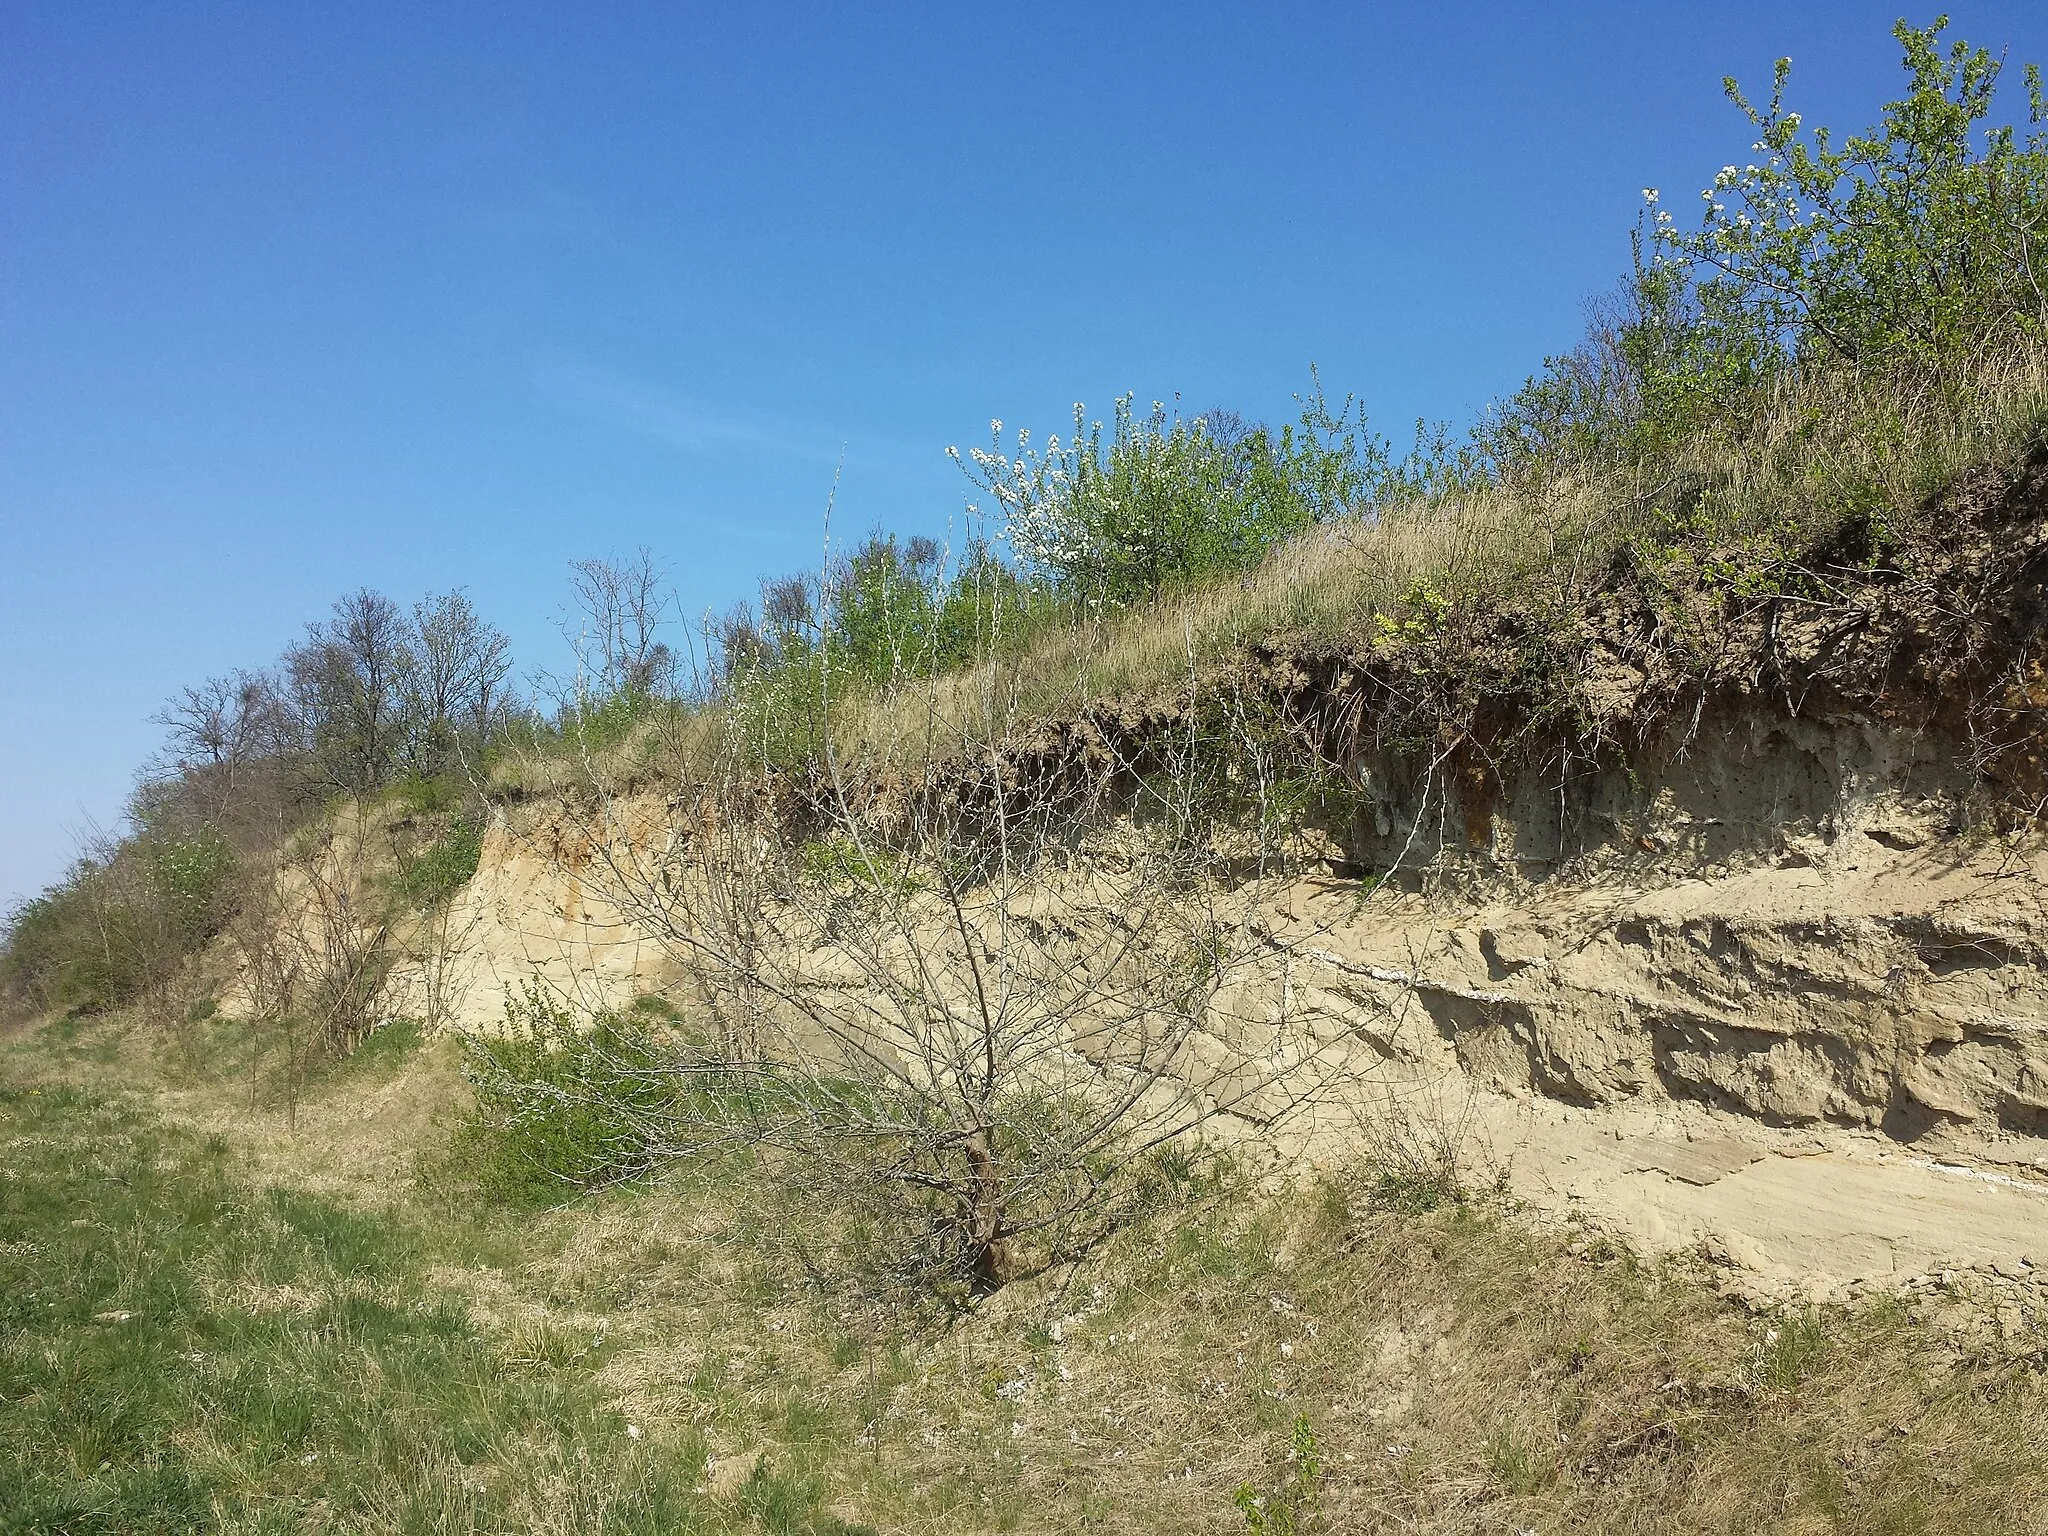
[541,361,849,468]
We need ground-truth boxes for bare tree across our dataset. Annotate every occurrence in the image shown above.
[411,884,482,1034]
[565,549,674,699]
[148,669,299,830]
[152,671,275,781]
[517,642,1349,1291]
[285,589,412,792]
[711,601,769,685]
[400,589,513,774]
[759,573,818,657]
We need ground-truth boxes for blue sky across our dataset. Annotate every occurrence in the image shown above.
[4,1,2045,906]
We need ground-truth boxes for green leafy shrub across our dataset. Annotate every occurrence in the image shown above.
[457,987,684,1206]
[714,534,1061,774]
[391,771,465,816]
[1,829,237,1019]
[960,384,1386,608]
[722,537,1056,731]
[537,683,664,755]
[394,817,484,908]
[1659,20,2048,383]
[1489,17,2048,477]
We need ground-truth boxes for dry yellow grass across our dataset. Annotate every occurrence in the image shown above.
[442,1141,2048,1534]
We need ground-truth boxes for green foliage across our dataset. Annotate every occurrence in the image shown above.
[1665,19,2048,378]
[1,886,89,1016]
[738,1455,880,1536]
[1234,1412,1321,1535]
[799,836,921,903]
[391,770,466,816]
[1485,1424,1555,1496]
[541,682,665,754]
[1488,18,2048,474]
[1755,1308,1831,1391]
[1372,579,1452,647]
[1366,1164,1465,1216]
[1,828,238,1019]
[963,382,1390,608]
[458,986,683,1206]
[395,817,485,908]
[311,1015,426,1085]
[720,535,1060,769]
[145,829,238,935]
[0,1085,713,1533]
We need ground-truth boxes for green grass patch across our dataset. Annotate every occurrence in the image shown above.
[394,818,485,908]
[0,1084,714,1534]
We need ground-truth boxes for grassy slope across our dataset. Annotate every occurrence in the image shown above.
[0,1083,722,1534]
[4,1016,2046,1535]
[486,356,2048,821]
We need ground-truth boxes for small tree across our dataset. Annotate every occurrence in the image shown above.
[1652,18,2048,379]
[150,671,281,813]
[523,621,1350,1292]
[399,589,513,776]
[1495,16,2048,474]
[284,589,413,794]
[232,823,397,1126]
[565,549,675,701]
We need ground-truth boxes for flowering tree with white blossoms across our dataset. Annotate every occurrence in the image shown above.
[1645,18,2048,386]
[950,381,1387,609]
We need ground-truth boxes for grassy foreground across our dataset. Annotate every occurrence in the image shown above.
[3,1018,2046,1535]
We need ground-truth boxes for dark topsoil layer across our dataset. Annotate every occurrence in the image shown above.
[943,452,2048,841]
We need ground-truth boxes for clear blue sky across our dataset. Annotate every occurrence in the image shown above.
[4,1,2044,907]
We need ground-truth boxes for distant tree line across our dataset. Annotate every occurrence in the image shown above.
[1,585,519,1020]
[157,586,516,809]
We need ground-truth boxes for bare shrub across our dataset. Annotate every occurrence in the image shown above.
[1352,1069,1493,1213]
[231,819,397,1125]
[565,549,676,699]
[509,626,1358,1295]
[411,881,483,1035]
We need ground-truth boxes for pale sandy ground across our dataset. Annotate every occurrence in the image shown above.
[1463,1092,2048,1304]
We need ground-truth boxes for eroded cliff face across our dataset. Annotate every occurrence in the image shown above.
[1251,707,2048,1143]
[1273,814,2048,1141]
[430,710,2048,1152]
[360,455,2048,1308]
[431,794,682,1031]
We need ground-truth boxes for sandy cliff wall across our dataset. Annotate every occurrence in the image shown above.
[426,712,2047,1155]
